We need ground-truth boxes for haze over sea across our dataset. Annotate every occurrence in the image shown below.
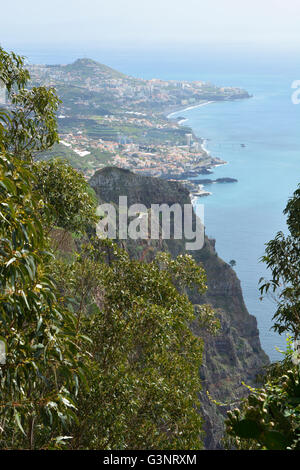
[16,44,300,361]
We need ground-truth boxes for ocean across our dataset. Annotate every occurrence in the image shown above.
[169,75,300,362]
[11,44,300,361]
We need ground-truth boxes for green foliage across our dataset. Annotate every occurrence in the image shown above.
[260,184,300,336]
[0,153,88,449]
[7,87,60,158]
[52,242,215,449]
[225,366,300,450]
[38,142,115,173]
[0,45,92,449]
[195,304,221,336]
[0,48,29,93]
[32,158,98,234]
[0,47,60,160]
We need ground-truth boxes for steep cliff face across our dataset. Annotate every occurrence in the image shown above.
[89,167,269,449]
[190,240,269,448]
[90,166,190,207]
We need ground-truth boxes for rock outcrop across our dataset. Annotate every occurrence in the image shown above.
[90,166,190,207]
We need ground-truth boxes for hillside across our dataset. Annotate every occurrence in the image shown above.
[89,166,269,448]
[63,58,126,80]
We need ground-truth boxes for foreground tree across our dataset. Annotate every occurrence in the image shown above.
[225,185,300,450]
[0,49,93,449]
[32,158,98,234]
[62,244,217,449]
[0,151,89,449]
[0,47,60,160]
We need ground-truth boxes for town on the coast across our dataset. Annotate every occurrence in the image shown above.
[2,58,248,196]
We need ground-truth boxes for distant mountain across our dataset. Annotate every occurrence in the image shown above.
[29,58,250,119]
[62,58,126,79]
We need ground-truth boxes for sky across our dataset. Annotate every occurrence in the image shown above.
[2,0,300,51]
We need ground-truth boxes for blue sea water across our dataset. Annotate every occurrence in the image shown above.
[164,74,300,362]
[9,44,300,361]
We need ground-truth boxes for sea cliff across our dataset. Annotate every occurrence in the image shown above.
[89,166,269,448]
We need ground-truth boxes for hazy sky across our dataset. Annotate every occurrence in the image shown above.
[2,0,300,49]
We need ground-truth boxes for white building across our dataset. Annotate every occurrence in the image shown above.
[185,133,193,147]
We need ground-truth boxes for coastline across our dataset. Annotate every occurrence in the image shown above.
[200,138,211,155]
[166,100,215,119]
[165,100,228,191]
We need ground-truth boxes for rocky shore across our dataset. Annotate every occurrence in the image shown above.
[165,100,243,193]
